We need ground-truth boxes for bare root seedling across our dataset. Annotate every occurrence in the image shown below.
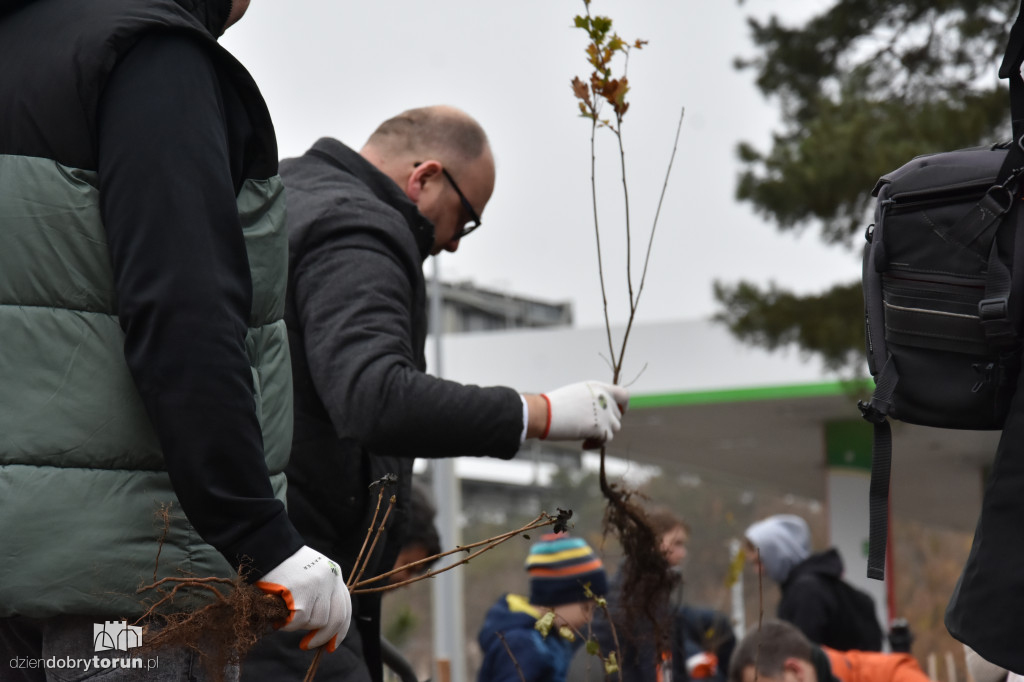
[571,0,685,653]
[302,483,571,681]
[132,505,289,682]
[136,574,289,680]
[137,485,570,682]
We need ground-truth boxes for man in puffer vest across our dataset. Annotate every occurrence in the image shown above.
[0,1,349,679]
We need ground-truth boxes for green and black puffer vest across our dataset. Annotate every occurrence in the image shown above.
[0,0,292,617]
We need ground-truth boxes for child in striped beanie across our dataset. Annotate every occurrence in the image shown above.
[476,533,608,682]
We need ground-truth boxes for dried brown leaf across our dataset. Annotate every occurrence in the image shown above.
[571,76,590,101]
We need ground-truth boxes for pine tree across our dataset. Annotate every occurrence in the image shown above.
[717,0,1018,371]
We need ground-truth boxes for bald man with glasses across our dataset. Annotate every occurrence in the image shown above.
[241,105,629,682]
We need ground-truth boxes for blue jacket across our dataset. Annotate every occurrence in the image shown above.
[477,594,581,682]
[589,568,735,681]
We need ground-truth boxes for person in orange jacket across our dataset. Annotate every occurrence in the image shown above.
[729,620,933,682]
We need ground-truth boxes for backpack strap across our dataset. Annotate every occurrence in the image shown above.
[939,182,1015,263]
[858,356,897,581]
[1001,1,1024,151]
[973,0,1024,347]
[999,0,1024,90]
[944,0,1024,268]
[980,226,1017,347]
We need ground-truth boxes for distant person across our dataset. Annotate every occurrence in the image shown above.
[744,514,882,651]
[729,620,933,682]
[477,533,608,682]
[591,506,735,681]
[241,106,629,682]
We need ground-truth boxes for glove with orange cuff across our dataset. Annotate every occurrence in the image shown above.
[686,652,719,679]
[256,545,352,652]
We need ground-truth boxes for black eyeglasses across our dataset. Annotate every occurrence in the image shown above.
[440,167,482,239]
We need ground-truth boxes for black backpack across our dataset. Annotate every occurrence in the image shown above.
[831,578,884,652]
[859,5,1024,580]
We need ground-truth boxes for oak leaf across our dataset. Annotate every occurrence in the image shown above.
[571,76,590,101]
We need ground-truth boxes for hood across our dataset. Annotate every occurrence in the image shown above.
[478,594,543,648]
[790,547,844,582]
[745,514,811,584]
[173,0,233,36]
[3,0,230,31]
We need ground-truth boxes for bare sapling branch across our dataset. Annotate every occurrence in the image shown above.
[305,502,570,680]
[304,650,323,682]
[134,484,567,682]
[755,547,763,682]
[579,582,624,680]
[351,511,562,592]
[351,494,397,587]
[348,474,398,587]
[636,106,685,309]
[497,631,528,682]
[613,106,686,384]
[306,476,399,682]
[153,503,171,583]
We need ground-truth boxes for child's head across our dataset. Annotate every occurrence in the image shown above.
[645,506,690,568]
[728,620,815,682]
[525,533,607,630]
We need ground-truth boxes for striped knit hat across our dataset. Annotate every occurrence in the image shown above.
[525,533,607,607]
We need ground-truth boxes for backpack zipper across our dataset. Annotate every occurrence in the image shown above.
[882,179,996,209]
[883,300,978,320]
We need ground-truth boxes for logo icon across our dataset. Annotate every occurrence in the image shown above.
[598,395,608,409]
[93,621,143,652]
[328,560,340,576]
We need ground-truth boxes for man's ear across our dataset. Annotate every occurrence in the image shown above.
[406,160,442,202]
[783,658,813,682]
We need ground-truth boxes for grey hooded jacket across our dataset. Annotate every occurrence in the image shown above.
[746,515,882,651]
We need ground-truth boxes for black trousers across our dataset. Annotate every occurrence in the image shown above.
[240,595,380,682]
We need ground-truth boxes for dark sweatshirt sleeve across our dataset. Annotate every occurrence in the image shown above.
[96,33,303,578]
[290,202,524,459]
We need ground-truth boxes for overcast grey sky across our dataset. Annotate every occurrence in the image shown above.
[221,1,851,328]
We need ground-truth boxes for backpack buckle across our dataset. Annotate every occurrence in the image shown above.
[986,183,1015,214]
[979,297,1019,349]
[857,399,889,425]
[972,362,996,393]
[979,297,1009,321]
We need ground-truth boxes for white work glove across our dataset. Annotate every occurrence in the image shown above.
[541,381,629,443]
[256,545,352,652]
